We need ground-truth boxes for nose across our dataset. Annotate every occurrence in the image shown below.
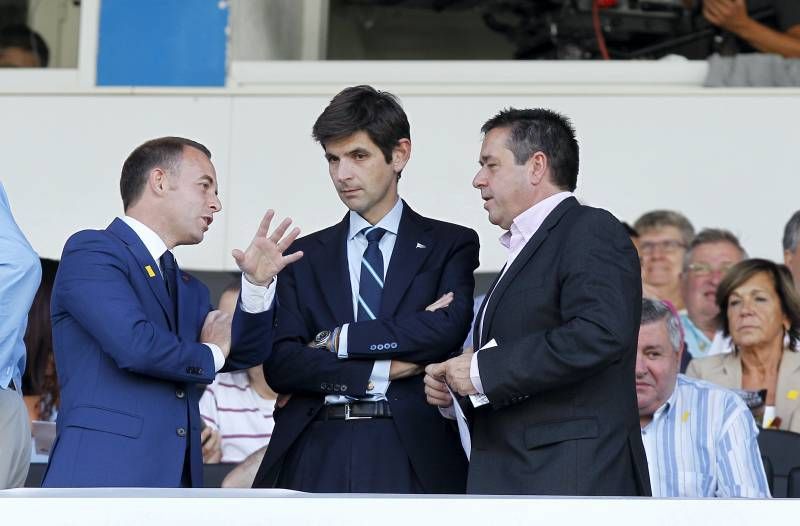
[333,159,353,183]
[210,193,221,213]
[472,168,487,189]
[635,353,648,378]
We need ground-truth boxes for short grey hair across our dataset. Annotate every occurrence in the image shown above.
[634,210,694,247]
[783,211,800,253]
[682,228,748,270]
[640,298,683,352]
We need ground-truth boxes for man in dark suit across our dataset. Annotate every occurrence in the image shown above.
[425,109,651,496]
[43,137,301,487]
[253,85,479,493]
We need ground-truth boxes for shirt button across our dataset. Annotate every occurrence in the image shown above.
[367,381,375,391]
[176,389,185,399]
[176,427,186,437]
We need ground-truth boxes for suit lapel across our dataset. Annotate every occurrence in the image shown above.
[381,204,433,317]
[314,215,355,323]
[480,197,579,347]
[107,218,176,330]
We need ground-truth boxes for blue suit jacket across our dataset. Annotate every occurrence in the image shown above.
[253,203,479,493]
[43,218,272,487]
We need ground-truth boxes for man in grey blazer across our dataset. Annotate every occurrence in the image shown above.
[425,108,651,496]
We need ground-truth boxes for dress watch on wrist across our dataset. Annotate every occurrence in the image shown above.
[310,330,333,351]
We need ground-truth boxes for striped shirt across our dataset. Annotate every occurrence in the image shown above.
[642,374,770,498]
[199,371,275,463]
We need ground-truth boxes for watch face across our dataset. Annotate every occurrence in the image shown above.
[315,330,331,344]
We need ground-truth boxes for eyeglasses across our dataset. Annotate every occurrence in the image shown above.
[639,240,686,255]
[686,262,735,277]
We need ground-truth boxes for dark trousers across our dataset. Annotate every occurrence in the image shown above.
[276,418,424,493]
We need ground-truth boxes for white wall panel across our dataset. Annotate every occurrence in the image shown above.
[2,87,798,272]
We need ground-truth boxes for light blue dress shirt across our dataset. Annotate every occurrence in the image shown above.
[642,374,770,498]
[0,182,42,391]
[326,198,404,404]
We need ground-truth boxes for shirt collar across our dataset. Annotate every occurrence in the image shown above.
[348,197,403,241]
[121,215,169,262]
[499,191,573,251]
[650,378,681,423]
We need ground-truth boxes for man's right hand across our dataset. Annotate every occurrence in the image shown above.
[201,310,232,358]
[424,362,453,408]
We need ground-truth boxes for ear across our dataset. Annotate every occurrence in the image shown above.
[785,249,794,267]
[148,167,170,196]
[526,151,548,186]
[391,138,411,174]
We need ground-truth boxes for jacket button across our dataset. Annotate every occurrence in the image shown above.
[367,381,375,391]
[341,384,347,391]
[176,389,185,399]
[176,427,186,437]
[197,369,204,375]
[321,382,328,390]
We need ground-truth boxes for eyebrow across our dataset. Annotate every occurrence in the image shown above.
[479,154,498,165]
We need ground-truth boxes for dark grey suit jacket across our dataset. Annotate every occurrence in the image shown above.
[468,196,651,496]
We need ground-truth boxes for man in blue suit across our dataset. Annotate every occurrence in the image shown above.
[252,86,479,493]
[43,137,302,487]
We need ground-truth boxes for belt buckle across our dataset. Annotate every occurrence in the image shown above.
[344,403,370,421]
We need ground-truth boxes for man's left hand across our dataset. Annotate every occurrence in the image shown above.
[201,426,222,464]
[704,0,750,33]
[232,210,304,285]
[443,352,477,396]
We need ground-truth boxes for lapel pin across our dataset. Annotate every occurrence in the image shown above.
[416,242,426,249]
[787,389,798,400]
[144,265,156,278]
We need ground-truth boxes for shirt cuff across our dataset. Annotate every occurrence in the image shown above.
[366,360,390,396]
[470,350,485,395]
[337,324,349,358]
[239,274,277,313]
[438,405,457,420]
[205,343,225,372]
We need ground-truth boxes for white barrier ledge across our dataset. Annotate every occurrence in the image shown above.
[1,488,798,525]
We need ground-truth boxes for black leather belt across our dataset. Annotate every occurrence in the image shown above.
[316,401,392,421]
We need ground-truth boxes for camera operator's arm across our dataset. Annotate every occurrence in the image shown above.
[704,0,800,58]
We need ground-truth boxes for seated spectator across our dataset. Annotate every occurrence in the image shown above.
[22,258,59,425]
[637,298,769,498]
[199,281,276,463]
[679,229,746,360]
[0,24,49,67]
[687,259,800,431]
[704,0,800,58]
[634,210,695,310]
[783,210,800,294]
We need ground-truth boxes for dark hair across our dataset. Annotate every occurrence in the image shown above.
[683,228,747,270]
[783,210,800,253]
[0,24,49,67]
[716,258,800,350]
[120,137,211,211]
[480,108,579,192]
[312,85,410,173]
[22,258,59,420]
[633,209,695,247]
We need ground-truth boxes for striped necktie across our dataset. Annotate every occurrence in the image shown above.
[357,227,386,322]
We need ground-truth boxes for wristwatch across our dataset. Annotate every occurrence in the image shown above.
[310,330,333,351]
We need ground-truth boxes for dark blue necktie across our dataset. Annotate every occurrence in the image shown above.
[160,250,179,325]
[357,227,386,322]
